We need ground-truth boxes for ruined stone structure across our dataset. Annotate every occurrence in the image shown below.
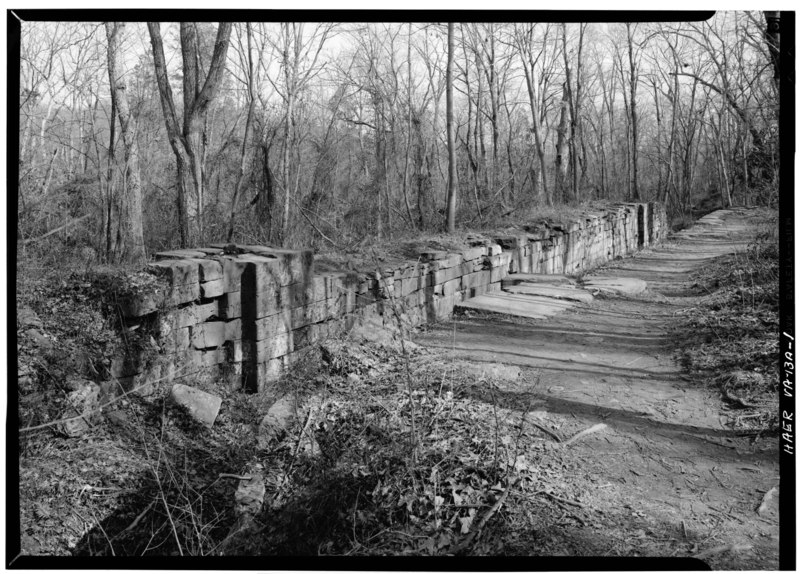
[113,202,667,395]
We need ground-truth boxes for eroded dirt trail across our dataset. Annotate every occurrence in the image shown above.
[415,208,779,567]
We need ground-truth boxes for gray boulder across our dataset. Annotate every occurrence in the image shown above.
[170,384,222,428]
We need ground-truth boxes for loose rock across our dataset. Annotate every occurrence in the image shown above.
[58,380,101,437]
[258,395,298,448]
[169,384,222,428]
[234,462,266,518]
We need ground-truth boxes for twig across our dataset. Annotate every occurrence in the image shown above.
[562,423,607,447]
[122,500,155,533]
[218,473,253,481]
[529,420,563,442]
[453,477,516,554]
[22,214,91,245]
[706,504,745,524]
[89,508,116,556]
[534,490,587,509]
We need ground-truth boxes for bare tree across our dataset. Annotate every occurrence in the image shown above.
[148,21,232,247]
[445,22,457,232]
[105,22,145,264]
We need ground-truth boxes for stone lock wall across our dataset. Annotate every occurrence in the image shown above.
[114,202,667,393]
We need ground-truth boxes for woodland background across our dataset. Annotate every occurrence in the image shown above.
[16,14,781,265]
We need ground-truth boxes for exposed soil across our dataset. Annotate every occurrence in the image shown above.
[414,207,779,568]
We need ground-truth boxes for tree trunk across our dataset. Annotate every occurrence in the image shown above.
[626,23,640,201]
[445,22,457,233]
[227,23,256,242]
[555,83,570,203]
[105,22,146,264]
[148,21,231,247]
[518,25,549,205]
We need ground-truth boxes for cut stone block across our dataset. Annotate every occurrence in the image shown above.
[170,383,222,428]
[200,278,224,299]
[195,246,225,256]
[441,277,461,297]
[190,258,223,282]
[221,256,256,293]
[185,348,224,369]
[455,292,579,320]
[461,246,487,261]
[225,318,242,341]
[582,277,647,296]
[191,322,226,349]
[494,235,526,250]
[160,326,191,353]
[156,302,218,330]
[420,250,448,261]
[221,292,241,319]
[503,284,594,304]
[147,259,199,287]
[502,273,577,287]
[462,270,491,290]
[238,248,313,285]
[58,380,101,437]
[155,249,207,260]
[257,395,298,446]
[253,309,293,340]
[224,339,244,363]
[490,265,509,283]
[243,333,293,363]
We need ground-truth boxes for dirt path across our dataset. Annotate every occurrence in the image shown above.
[414,208,779,567]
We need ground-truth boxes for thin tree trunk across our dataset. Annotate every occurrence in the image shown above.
[555,83,570,203]
[626,23,640,201]
[445,22,457,233]
[401,23,416,227]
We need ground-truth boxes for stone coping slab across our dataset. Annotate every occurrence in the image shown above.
[455,292,579,320]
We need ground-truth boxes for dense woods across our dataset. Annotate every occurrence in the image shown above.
[17,14,780,264]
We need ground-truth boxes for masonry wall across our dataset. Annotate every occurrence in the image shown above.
[113,202,668,394]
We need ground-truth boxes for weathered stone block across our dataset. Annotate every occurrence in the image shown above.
[420,250,448,261]
[200,278,224,299]
[462,270,491,290]
[147,259,199,287]
[169,282,201,306]
[243,333,293,363]
[253,309,293,340]
[160,302,219,331]
[221,256,254,293]
[221,292,241,319]
[442,277,460,297]
[155,250,207,260]
[191,322,226,349]
[160,326,191,353]
[185,348,224,369]
[224,339,244,363]
[239,249,312,286]
[191,258,223,282]
[170,383,222,428]
[460,246,486,261]
[225,318,242,341]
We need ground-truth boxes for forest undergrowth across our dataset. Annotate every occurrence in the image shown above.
[673,210,779,432]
